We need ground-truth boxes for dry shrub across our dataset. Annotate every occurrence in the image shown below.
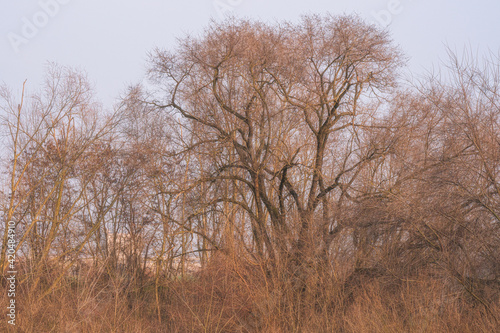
[343,273,499,333]
[1,256,499,332]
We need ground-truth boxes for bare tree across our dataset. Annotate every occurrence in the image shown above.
[0,65,119,294]
[143,15,405,298]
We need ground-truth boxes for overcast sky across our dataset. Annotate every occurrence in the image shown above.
[1,0,500,108]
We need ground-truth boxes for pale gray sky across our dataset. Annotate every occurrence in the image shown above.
[1,0,500,107]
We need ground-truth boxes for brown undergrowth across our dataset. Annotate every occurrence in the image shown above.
[1,255,498,332]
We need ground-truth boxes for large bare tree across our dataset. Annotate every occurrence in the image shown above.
[144,14,404,280]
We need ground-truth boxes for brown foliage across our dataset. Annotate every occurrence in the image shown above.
[1,16,499,333]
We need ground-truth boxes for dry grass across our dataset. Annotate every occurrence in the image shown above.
[1,256,498,333]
